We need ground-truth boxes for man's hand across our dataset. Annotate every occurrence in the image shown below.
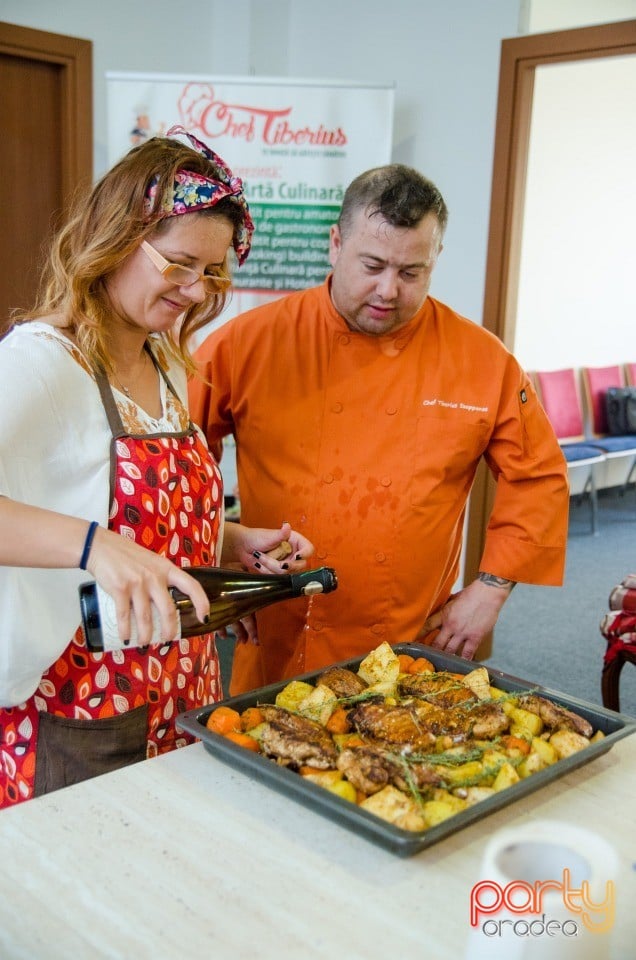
[420,573,515,660]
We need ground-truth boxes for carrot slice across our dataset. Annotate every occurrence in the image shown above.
[206,705,241,734]
[407,657,435,674]
[240,706,264,731]
[326,706,351,734]
[224,730,261,752]
[398,654,415,672]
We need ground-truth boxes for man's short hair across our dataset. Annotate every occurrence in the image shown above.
[338,164,448,238]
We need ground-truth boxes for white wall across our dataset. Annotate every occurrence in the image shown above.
[523,0,636,32]
[1,0,519,324]
[0,0,254,172]
[514,54,636,371]
[278,0,521,322]
[1,0,633,345]
[514,0,636,373]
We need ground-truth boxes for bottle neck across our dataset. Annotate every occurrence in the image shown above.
[290,567,338,596]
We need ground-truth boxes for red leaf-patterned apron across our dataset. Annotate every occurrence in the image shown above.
[0,361,223,808]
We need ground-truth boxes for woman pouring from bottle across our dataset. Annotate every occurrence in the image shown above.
[0,126,312,808]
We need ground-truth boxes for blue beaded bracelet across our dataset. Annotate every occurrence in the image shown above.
[79,521,99,570]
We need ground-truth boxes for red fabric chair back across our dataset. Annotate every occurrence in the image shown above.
[533,368,585,441]
[581,365,625,435]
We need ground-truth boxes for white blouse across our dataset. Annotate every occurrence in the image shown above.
[0,322,200,706]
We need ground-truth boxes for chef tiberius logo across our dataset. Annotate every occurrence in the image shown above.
[177,82,347,148]
[470,869,615,939]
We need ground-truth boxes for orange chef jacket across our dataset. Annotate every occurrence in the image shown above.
[190,280,569,694]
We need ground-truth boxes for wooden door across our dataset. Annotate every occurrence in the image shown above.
[0,22,92,334]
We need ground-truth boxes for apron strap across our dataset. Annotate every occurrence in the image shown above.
[94,366,126,436]
[93,366,124,511]
[93,343,194,509]
[148,347,185,415]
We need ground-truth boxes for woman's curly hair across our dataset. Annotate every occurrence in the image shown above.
[11,136,248,377]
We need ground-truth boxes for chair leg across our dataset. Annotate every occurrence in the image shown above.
[584,472,599,535]
[591,479,599,535]
[601,655,623,712]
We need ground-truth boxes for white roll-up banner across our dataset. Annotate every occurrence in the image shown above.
[107,73,395,322]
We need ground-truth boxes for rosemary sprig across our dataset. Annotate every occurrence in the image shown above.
[335,689,388,707]
[409,745,487,766]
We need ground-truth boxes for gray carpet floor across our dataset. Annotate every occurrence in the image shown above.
[218,485,636,718]
[484,484,636,717]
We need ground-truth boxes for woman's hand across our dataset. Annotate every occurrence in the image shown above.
[0,499,211,648]
[222,521,314,574]
[86,526,211,647]
[217,522,315,646]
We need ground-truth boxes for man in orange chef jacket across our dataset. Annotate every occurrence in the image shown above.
[190,164,569,694]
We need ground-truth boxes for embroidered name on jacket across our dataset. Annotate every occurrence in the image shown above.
[422,398,489,413]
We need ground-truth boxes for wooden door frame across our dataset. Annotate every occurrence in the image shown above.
[0,21,93,201]
[464,18,636,587]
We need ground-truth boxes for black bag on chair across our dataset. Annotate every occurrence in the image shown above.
[605,387,636,434]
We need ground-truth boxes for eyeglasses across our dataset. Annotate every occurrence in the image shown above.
[140,240,231,292]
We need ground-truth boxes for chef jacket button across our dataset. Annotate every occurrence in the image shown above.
[331,402,343,413]
[371,623,385,636]
[313,621,324,632]
[394,338,407,350]
[316,551,327,560]
[338,334,350,346]
[385,406,398,415]
[380,476,391,487]
[323,473,334,484]
[375,552,386,562]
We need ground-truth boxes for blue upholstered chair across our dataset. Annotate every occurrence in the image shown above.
[533,368,606,534]
[581,364,636,492]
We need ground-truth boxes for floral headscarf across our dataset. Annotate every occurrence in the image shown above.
[143,124,254,264]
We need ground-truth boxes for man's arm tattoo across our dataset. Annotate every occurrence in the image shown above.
[477,572,517,591]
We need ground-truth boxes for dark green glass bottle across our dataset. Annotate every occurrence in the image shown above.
[79,566,338,651]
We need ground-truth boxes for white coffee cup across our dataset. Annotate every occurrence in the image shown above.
[464,819,618,960]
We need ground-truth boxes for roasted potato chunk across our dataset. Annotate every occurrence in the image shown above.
[357,641,400,694]
[549,729,591,758]
[275,680,314,712]
[360,785,426,831]
[462,667,491,700]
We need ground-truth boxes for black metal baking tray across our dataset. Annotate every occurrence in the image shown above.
[176,643,636,857]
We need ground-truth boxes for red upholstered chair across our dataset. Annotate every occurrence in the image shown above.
[533,368,606,533]
[626,363,636,387]
[580,365,636,490]
[534,368,587,440]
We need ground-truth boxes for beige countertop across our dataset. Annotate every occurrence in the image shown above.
[0,732,635,960]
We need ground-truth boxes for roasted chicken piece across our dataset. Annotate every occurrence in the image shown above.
[460,702,510,739]
[336,746,400,794]
[317,666,368,699]
[399,673,475,709]
[337,746,442,795]
[258,705,338,769]
[391,758,444,793]
[412,700,510,742]
[516,694,593,738]
[347,702,436,753]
